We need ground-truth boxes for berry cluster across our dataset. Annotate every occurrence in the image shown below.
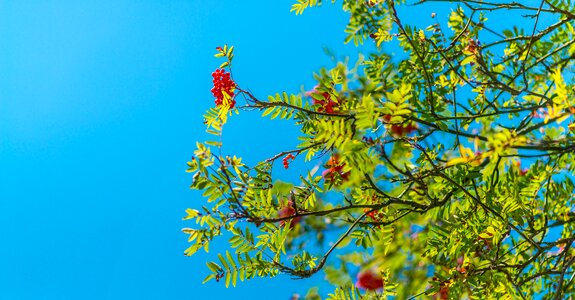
[364,208,383,224]
[307,87,339,113]
[464,38,481,55]
[430,277,450,300]
[355,269,384,291]
[282,153,296,169]
[211,68,236,108]
[322,155,350,184]
[278,201,301,228]
[363,195,383,223]
[382,114,417,137]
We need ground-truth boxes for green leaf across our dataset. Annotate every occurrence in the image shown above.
[262,107,275,117]
[202,273,216,284]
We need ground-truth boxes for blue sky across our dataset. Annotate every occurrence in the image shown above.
[0,1,365,299]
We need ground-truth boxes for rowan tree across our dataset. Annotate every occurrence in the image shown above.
[184,1,575,299]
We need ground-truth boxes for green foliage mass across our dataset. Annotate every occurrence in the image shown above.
[185,1,575,299]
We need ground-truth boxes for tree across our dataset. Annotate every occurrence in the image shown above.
[184,1,575,299]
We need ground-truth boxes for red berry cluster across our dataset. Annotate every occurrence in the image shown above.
[278,201,301,228]
[382,114,417,137]
[363,195,383,223]
[307,86,339,113]
[465,38,481,54]
[211,68,236,108]
[364,208,383,225]
[282,153,296,169]
[355,269,384,291]
[430,278,449,300]
[313,93,338,113]
[363,195,382,222]
[322,155,350,184]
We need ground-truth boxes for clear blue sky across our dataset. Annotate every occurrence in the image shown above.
[0,1,363,299]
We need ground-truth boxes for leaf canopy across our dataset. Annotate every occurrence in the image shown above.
[186,1,575,299]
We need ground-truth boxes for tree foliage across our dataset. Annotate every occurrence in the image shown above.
[185,1,575,299]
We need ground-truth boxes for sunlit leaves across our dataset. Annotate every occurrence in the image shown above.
[187,0,575,298]
[261,92,302,120]
[315,118,353,149]
[290,0,319,15]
